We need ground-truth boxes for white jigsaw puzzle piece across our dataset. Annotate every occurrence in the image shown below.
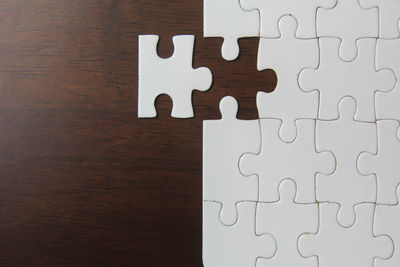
[240,0,336,38]
[299,38,396,122]
[317,0,378,61]
[203,96,260,225]
[240,118,335,203]
[375,37,400,121]
[359,0,400,39]
[256,179,318,267]
[203,0,260,61]
[256,15,319,142]
[299,202,393,267]
[374,186,400,267]
[358,120,400,205]
[316,97,377,227]
[138,35,212,118]
[203,201,276,267]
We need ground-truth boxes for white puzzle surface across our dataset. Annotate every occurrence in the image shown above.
[203,96,260,225]
[203,0,260,60]
[138,35,212,118]
[316,0,379,61]
[315,97,377,227]
[256,179,319,267]
[136,0,400,266]
[256,15,319,142]
[201,0,400,266]
[299,203,393,267]
[239,118,335,203]
[239,0,336,38]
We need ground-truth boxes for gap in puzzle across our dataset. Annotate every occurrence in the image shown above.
[138,0,400,266]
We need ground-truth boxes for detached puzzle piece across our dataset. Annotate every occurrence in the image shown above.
[317,0,378,61]
[240,0,336,38]
[359,0,400,39]
[203,96,260,225]
[299,38,396,122]
[358,120,400,205]
[375,37,400,121]
[204,0,260,61]
[316,97,377,227]
[299,203,393,267]
[256,179,318,267]
[203,201,276,267]
[256,15,319,142]
[240,118,335,203]
[374,186,400,267]
[138,35,212,118]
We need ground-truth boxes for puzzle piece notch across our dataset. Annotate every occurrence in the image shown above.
[138,35,212,118]
[299,38,396,122]
[299,203,393,267]
[204,0,260,61]
[316,97,377,227]
[317,0,378,61]
[203,96,260,225]
[375,37,400,121]
[257,15,320,73]
[240,0,337,38]
[203,201,276,267]
[374,185,400,267]
[239,118,335,203]
[256,179,318,267]
[256,15,319,142]
[358,120,400,205]
[359,0,400,39]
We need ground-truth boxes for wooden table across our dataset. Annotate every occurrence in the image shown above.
[0,1,276,266]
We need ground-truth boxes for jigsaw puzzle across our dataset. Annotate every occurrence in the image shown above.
[299,203,393,267]
[358,120,400,205]
[299,38,396,122]
[374,186,400,267]
[203,201,276,267]
[239,0,336,38]
[256,15,319,142]
[359,0,400,39]
[256,179,319,267]
[239,118,335,203]
[138,35,212,118]
[203,96,260,225]
[137,0,400,266]
[203,0,259,60]
[316,0,379,61]
[374,37,400,121]
[315,97,377,227]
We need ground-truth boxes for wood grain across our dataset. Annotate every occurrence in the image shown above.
[0,1,276,266]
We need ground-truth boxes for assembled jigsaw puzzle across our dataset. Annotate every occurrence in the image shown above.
[138,0,400,266]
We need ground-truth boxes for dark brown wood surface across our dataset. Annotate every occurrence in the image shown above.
[0,1,276,266]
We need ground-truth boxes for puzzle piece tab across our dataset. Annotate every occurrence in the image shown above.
[374,186,400,267]
[240,118,335,203]
[240,0,336,38]
[299,38,396,122]
[203,201,276,267]
[138,35,212,118]
[359,0,400,39]
[299,203,393,267]
[358,120,400,205]
[256,15,319,142]
[203,96,260,225]
[204,0,260,60]
[316,97,377,227]
[375,37,400,121]
[256,179,318,267]
[317,0,378,61]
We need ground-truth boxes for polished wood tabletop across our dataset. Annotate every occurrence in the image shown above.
[0,1,276,266]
